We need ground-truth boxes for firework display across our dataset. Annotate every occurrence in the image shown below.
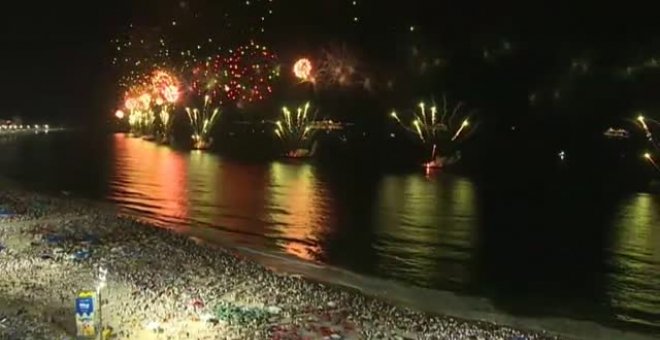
[110,29,483,167]
[185,96,221,149]
[150,70,181,141]
[107,19,660,182]
[391,97,474,167]
[293,58,314,82]
[636,114,660,150]
[225,42,279,103]
[121,83,155,136]
[183,55,226,149]
[315,45,363,88]
[644,152,660,173]
[274,102,318,157]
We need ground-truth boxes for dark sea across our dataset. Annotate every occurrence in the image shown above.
[1,131,658,337]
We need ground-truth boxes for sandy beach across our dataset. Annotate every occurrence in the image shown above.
[2,183,565,339]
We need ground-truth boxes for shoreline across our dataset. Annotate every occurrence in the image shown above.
[0,182,654,339]
[0,182,558,339]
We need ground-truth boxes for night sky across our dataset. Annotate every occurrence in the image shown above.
[1,1,659,127]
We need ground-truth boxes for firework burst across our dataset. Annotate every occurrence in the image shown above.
[391,96,475,166]
[274,102,318,158]
[225,42,279,104]
[185,96,221,149]
[113,27,171,90]
[123,83,157,136]
[293,58,314,83]
[150,70,181,141]
[315,45,366,89]
[184,56,226,149]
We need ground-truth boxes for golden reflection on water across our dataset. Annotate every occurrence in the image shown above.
[267,162,329,261]
[110,134,189,229]
[374,175,478,287]
[608,193,660,325]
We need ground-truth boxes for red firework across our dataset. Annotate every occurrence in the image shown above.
[225,41,279,103]
[188,54,226,103]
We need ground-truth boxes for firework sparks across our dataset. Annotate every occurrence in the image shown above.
[635,114,660,150]
[122,82,158,136]
[112,27,171,90]
[637,114,651,138]
[225,42,279,104]
[293,58,314,82]
[644,152,660,173]
[391,96,475,164]
[274,102,317,157]
[185,96,220,149]
[184,55,227,149]
[188,55,226,98]
[315,45,365,88]
[115,110,125,119]
[150,70,181,141]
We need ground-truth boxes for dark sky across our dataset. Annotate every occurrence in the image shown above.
[0,1,130,124]
[1,1,659,126]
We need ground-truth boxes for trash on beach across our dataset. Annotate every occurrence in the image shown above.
[75,291,97,339]
[213,301,274,325]
[266,306,282,315]
[81,233,100,245]
[44,234,65,245]
[145,321,164,333]
[191,298,205,310]
[101,326,113,340]
[71,249,91,261]
[0,206,17,218]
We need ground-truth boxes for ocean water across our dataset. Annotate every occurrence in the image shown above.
[0,131,658,337]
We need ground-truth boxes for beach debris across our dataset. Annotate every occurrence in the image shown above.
[72,249,92,261]
[101,326,113,340]
[44,234,65,245]
[213,301,273,325]
[266,306,282,315]
[145,321,164,333]
[0,206,14,218]
[75,290,97,338]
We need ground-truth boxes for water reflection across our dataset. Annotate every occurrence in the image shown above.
[102,134,660,332]
[267,162,331,261]
[374,175,478,287]
[110,134,189,229]
[608,193,660,327]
